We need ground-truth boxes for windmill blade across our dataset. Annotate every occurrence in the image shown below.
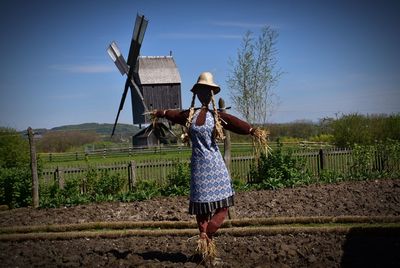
[107,41,129,76]
[126,76,148,112]
[111,80,130,137]
[127,14,148,77]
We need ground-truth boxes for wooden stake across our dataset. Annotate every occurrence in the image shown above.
[218,98,236,219]
[218,98,231,173]
[27,127,39,208]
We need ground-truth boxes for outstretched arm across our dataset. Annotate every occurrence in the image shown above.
[153,109,189,126]
[218,112,257,135]
[219,112,269,154]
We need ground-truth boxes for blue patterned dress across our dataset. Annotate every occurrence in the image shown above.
[188,109,234,215]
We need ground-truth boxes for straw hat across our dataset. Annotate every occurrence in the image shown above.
[191,72,220,94]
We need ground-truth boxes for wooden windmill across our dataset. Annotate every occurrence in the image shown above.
[107,14,182,146]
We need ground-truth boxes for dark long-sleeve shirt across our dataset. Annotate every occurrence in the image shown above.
[158,108,254,135]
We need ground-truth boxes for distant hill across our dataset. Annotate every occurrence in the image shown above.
[28,123,140,138]
[51,123,140,136]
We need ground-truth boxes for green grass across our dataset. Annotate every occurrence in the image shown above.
[40,142,329,168]
[40,144,253,168]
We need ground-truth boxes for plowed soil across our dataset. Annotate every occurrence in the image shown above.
[1,179,400,267]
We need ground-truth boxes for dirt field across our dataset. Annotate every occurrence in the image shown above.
[1,179,400,267]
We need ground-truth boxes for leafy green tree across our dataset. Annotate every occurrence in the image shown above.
[332,113,400,147]
[0,128,31,207]
[0,128,29,168]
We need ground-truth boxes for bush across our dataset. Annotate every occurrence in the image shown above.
[0,128,34,208]
[161,162,190,196]
[348,140,400,180]
[250,142,312,190]
[349,144,376,180]
[95,170,125,196]
[39,161,191,207]
[118,180,161,202]
[0,128,29,169]
[375,139,400,178]
[318,170,345,184]
[332,113,400,148]
[0,167,32,208]
[232,178,253,192]
[309,134,334,143]
[39,167,126,207]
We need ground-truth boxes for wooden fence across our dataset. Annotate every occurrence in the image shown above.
[40,156,255,190]
[40,148,399,191]
[38,142,333,163]
[292,148,353,177]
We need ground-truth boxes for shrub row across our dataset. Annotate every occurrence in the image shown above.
[1,140,399,208]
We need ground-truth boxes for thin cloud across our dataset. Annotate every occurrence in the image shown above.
[210,20,266,28]
[210,20,280,29]
[50,64,114,73]
[159,33,242,39]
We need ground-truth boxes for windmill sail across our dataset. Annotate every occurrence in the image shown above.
[108,14,148,137]
[111,79,130,137]
[127,15,148,77]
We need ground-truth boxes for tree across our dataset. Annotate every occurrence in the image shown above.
[227,27,282,124]
[331,113,400,148]
[37,130,100,152]
[0,128,31,207]
[0,128,29,168]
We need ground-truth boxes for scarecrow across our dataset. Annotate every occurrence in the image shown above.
[151,72,267,261]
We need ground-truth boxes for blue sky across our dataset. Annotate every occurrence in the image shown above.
[0,0,399,130]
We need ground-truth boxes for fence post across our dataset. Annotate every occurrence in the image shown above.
[219,98,232,174]
[128,160,137,190]
[318,149,325,178]
[219,98,236,219]
[56,166,65,190]
[27,127,39,208]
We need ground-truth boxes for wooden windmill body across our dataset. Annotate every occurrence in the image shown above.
[107,14,182,147]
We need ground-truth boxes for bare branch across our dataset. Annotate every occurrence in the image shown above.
[227,27,282,124]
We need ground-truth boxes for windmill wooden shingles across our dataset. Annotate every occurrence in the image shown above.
[131,56,182,124]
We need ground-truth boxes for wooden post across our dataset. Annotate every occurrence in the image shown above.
[57,166,65,190]
[128,162,131,191]
[27,127,39,208]
[218,98,231,173]
[218,98,236,219]
[129,160,137,190]
[318,149,325,178]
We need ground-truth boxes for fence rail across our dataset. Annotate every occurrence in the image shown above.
[38,142,333,163]
[40,147,400,193]
[41,156,255,188]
